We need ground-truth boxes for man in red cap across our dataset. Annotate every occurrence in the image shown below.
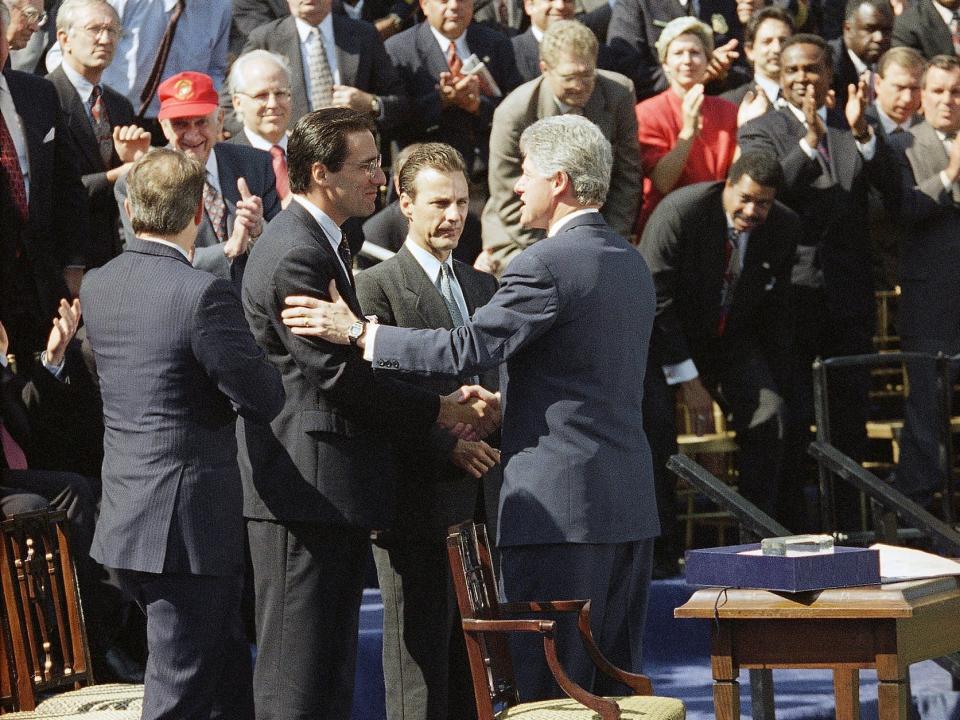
[113,71,281,282]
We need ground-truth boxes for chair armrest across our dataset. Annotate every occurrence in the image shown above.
[461,618,556,634]
[576,600,654,695]
[500,600,589,614]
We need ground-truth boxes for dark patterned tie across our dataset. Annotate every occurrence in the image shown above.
[203,176,227,244]
[89,85,113,166]
[0,108,28,223]
[717,228,741,336]
[337,234,353,286]
[438,263,465,326]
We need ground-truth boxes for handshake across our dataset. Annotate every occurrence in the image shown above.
[437,385,501,441]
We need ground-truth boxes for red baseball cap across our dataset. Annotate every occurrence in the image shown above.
[157,72,220,120]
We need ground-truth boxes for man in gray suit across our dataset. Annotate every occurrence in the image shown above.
[889,54,960,504]
[284,114,660,701]
[358,143,500,720]
[81,148,285,720]
[484,20,642,269]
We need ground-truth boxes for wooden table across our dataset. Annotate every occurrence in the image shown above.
[674,577,960,720]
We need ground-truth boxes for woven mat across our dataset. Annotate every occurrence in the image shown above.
[3,684,143,718]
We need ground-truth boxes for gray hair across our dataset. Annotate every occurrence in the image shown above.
[655,16,714,63]
[127,148,205,236]
[56,0,120,33]
[519,115,612,206]
[229,49,292,96]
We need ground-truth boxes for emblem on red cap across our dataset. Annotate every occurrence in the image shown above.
[174,79,194,100]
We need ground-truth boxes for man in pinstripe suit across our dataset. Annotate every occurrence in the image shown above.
[80,149,285,720]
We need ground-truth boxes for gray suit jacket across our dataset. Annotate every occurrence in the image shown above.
[482,70,642,267]
[356,245,499,536]
[115,142,281,280]
[371,212,660,547]
[80,239,284,575]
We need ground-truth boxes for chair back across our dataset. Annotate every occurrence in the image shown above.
[446,522,520,718]
[0,510,93,712]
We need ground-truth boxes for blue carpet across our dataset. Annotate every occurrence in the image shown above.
[350,581,960,720]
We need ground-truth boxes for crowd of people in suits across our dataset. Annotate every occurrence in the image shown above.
[2,0,960,717]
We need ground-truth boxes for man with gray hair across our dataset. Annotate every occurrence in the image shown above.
[483,19,642,272]
[283,114,660,701]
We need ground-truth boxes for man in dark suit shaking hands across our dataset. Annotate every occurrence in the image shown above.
[284,115,661,702]
[80,149,286,720]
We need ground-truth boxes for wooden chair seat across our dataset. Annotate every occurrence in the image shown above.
[500,694,685,719]
[0,683,143,718]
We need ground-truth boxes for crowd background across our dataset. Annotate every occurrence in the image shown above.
[1,0,959,716]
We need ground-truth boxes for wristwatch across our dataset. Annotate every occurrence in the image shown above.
[348,320,367,347]
[370,96,382,115]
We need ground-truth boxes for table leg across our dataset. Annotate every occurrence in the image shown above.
[711,623,741,720]
[750,669,775,720]
[834,668,860,720]
[876,655,908,720]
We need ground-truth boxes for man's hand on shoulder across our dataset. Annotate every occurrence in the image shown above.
[283,280,358,344]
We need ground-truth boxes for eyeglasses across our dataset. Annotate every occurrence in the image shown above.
[236,89,293,104]
[14,4,47,27]
[354,155,382,178]
[78,24,122,40]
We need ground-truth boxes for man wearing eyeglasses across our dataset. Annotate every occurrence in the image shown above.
[2,0,43,53]
[229,50,295,209]
[46,0,134,269]
[114,71,281,283]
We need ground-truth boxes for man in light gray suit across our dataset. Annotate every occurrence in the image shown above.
[889,54,960,504]
[283,114,660,702]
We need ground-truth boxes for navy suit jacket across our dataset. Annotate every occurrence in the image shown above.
[47,66,135,269]
[385,21,522,169]
[80,239,284,576]
[371,212,661,546]
[239,201,441,528]
[512,28,540,83]
[115,142,281,281]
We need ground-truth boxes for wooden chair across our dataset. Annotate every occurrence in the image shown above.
[446,521,686,720]
[0,510,93,712]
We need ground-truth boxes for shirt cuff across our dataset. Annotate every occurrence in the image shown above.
[941,170,955,193]
[856,132,876,161]
[362,323,379,362]
[40,351,66,380]
[663,359,698,385]
[799,137,818,160]
[0,355,7,369]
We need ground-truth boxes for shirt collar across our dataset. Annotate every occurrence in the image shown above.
[404,237,450,283]
[295,14,335,44]
[531,24,544,42]
[204,150,222,196]
[429,25,469,57]
[874,104,911,135]
[242,127,289,152]
[341,0,364,19]
[547,208,600,237]
[61,61,97,104]
[754,74,780,103]
[847,47,870,76]
[145,237,191,261]
[782,99,827,125]
[292,194,343,249]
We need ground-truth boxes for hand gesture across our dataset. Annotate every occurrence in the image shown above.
[680,84,705,140]
[113,125,152,163]
[332,85,375,113]
[705,39,739,83]
[945,132,960,185]
[802,83,826,148]
[472,250,502,276]
[282,280,358,344]
[438,72,481,114]
[737,87,770,128]
[45,298,82,367]
[844,79,871,140]
[223,177,263,259]
[680,377,715,436]
[450,439,501,478]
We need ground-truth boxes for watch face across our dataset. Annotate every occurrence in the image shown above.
[349,322,364,339]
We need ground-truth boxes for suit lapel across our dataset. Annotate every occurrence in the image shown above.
[290,202,363,314]
[583,79,612,135]
[332,16,360,87]
[419,21,450,80]
[397,245,455,329]
[213,145,239,238]
[536,77,561,118]
[280,17,309,117]
[50,69,103,170]
[826,110,857,188]
[6,74,44,177]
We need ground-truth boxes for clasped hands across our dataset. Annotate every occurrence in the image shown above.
[438,71,481,114]
[281,280,501,441]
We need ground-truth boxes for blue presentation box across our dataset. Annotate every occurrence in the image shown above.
[684,543,881,592]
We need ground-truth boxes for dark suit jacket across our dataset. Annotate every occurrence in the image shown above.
[829,37,863,111]
[892,0,955,59]
[46,67,135,269]
[239,201,441,528]
[1,69,88,323]
[80,239,284,576]
[889,121,960,343]
[384,21,522,170]
[356,245,498,535]
[639,180,798,370]
[371,212,661,546]
[361,199,483,266]
[115,142,281,280]
[239,14,408,131]
[738,105,885,320]
[512,27,540,83]
[607,0,738,99]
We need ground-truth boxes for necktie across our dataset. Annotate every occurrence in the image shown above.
[891,126,905,135]
[952,12,960,55]
[860,68,876,104]
[337,234,353,285]
[89,85,113,166]
[0,108,28,223]
[270,145,290,199]
[717,228,741,336]
[203,177,227,244]
[138,0,185,117]
[1,422,28,470]
[307,27,334,110]
[446,42,463,78]
[497,0,510,26]
[438,263,465,326]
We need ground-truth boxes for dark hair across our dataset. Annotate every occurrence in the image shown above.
[781,33,833,68]
[844,0,892,22]
[287,107,376,194]
[922,54,960,86]
[398,143,467,200]
[727,151,784,191]
[745,6,794,47]
[127,148,205,236]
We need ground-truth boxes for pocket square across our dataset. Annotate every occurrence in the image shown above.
[43,127,55,142]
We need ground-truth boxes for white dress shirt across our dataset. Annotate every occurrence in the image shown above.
[404,239,471,322]
[242,128,289,153]
[0,74,31,200]
[292,195,350,279]
[429,26,472,64]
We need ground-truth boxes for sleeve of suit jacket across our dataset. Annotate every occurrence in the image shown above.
[738,114,824,192]
[191,278,286,424]
[606,0,664,99]
[372,250,560,376]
